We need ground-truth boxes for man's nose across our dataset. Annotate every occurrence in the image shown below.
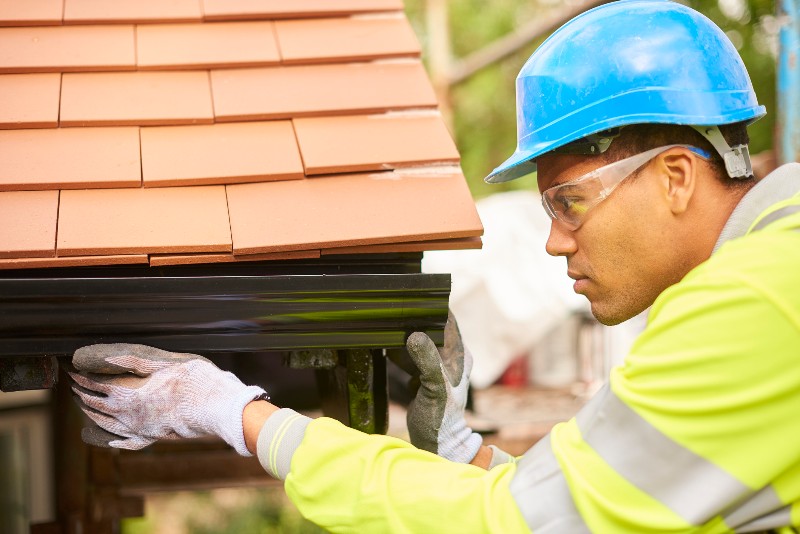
[545,220,577,257]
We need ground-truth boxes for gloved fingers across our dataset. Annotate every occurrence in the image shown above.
[108,434,157,451]
[73,343,208,377]
[81,424,125,448]
[440,311,466,387]
[406,331,444,379]
[68,371,114,396]
[462,346,474,380]
[408,374,421,398]
[71,382,115,415]
[72,393,133,440]
[74,370,148,393]
[83,423,156,451]
[74,344,141,374]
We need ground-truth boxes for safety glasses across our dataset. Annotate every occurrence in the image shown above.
[541,144,708,230]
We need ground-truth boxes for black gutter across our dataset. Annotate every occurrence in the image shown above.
[0,272,451,357]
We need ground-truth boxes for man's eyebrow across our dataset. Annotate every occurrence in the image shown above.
[547,177,581,189]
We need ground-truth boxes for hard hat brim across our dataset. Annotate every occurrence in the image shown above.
[484,149,538,184]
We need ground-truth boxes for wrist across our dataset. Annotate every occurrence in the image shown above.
[243,399,280,454]
[469,445,493,470]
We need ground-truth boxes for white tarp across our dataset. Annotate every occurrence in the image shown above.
[423,191,590,389]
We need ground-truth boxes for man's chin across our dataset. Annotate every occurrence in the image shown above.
[589,301,632,326]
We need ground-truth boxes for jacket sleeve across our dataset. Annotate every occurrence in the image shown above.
[256,410,530,534]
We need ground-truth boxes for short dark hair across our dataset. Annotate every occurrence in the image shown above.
[603,122,753,188]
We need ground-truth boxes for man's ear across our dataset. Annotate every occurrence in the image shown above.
[657,149,696,215]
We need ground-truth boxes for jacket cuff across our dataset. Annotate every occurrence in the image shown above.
[256,408,312,480]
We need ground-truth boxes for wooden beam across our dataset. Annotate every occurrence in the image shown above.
[447,0,612,86]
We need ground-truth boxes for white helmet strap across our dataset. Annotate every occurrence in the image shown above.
[691,125,753,179]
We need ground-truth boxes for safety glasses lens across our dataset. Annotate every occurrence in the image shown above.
[543,178,605,229]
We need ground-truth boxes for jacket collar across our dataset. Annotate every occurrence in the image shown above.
[713,162,800,253]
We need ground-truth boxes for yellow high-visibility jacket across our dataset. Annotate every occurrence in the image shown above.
[257,163,800,533]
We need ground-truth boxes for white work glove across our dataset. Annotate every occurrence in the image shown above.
[69,343,267,456]
[405,312,482,463]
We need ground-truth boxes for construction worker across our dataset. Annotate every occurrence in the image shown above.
[68,1,800,532]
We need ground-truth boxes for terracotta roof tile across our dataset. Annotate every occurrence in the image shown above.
[0,127,140,191]
[0,190,58,258]
[321,236,482,255]
[0,2,483,268]
[211,62,436,121]
[136,21,280,70]
[64,0,202,24]
[0,254,148,270]
[140,121,303,187]
[0,73,61,129]
[57,186,232,256]
[202,0,403,20]
[0,25,135,73]
[226,171,482,254]
[294,113,459,175]
[275,16,419,64]
[149,249,319,266]
[60,71,214,126]
[0,0,63,27]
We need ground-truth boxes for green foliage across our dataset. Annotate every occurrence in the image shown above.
[405,0,778,198]
[184,491,325,534]
[120,489,326,534]
[686,0,777,154]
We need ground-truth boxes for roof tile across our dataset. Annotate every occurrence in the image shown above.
[0,190,58,258]
[275,16,419,64]
[149,249,319,266]
[211,62,436,121]
[64,0,202,24]
[0,127,140,190]
[294,113,459,175]
[0,73,61,129]
[137,21,280,70]
[140,121,303,187]
[0,254,148,270]
[0,2,480,267]
[202,0,403,20]
[0,0,63,27]
[321,236,481,255]
[60,71,214,126]
[226,171,482,254]
[0,25,136,73]
[57,186,232,256]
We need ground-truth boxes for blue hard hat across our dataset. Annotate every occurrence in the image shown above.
[485,0,766,183]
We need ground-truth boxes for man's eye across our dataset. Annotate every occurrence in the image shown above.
[555,194,585,212]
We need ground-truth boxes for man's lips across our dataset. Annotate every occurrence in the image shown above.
[567,270,587,281]
[567,271,590,293]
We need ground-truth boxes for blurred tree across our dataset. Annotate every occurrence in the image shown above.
[405,0,778,198]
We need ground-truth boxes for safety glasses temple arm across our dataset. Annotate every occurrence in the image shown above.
[690,125,753,178]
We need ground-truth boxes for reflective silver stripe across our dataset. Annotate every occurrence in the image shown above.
[751,204,800,232]
[575,385,751,525]
[256,408,311,481]
[734,504,793,533]
[724,485,787,531]
[509,434,591,533]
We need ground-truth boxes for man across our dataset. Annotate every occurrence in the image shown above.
[69,1,800,532]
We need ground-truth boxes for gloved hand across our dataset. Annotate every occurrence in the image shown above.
[69,343,267,456]
[405,312,482,463]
